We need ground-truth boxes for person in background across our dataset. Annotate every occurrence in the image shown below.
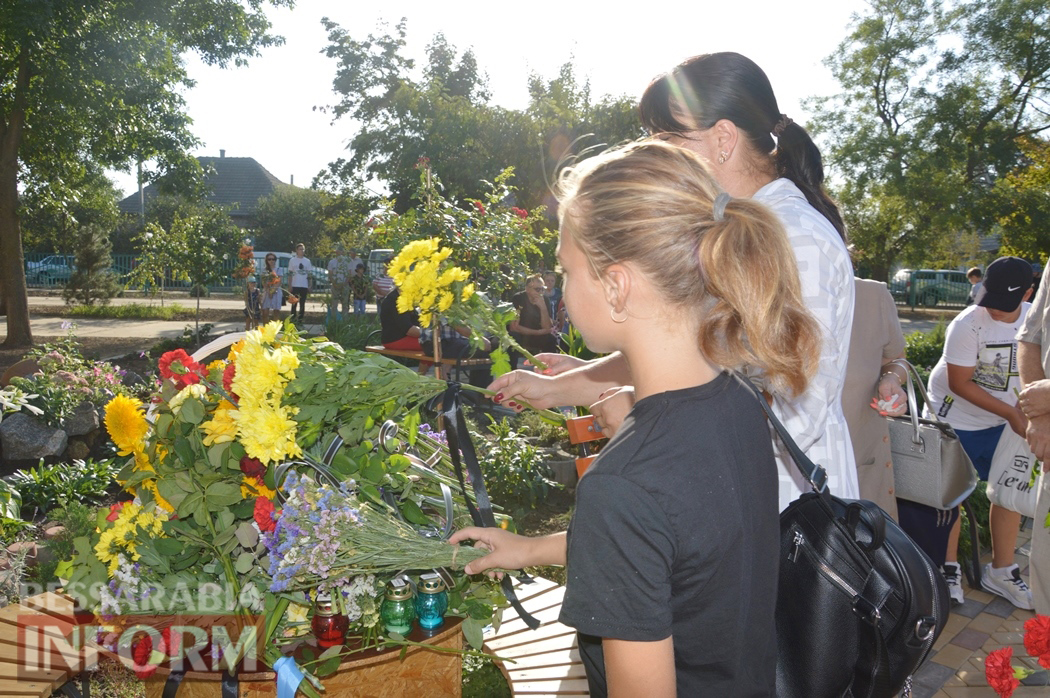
[372,260,395,303]
[1031,261,1042,298]
[966,267,983,306]
[543,271,562,318]
[243,276,261,331]
[842,278,907,520]
[509,274,557,368]
[349,248,364,275]
[925,256,1034,609]
[260,254,282,325]
[287,243,312,323]
[1014,261,1050,615]
[350,263,370,315]
[327,243,353,318]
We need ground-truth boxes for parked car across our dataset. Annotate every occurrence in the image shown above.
[26,255,75,285]
[367,249,394,280]
[889,268,971,306]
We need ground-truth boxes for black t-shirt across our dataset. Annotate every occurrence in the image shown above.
[511,291,556,353]
[559,372,779,697]
[379,289,420,344]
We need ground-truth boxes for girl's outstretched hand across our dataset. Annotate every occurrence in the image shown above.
[526,353,587,376]
[488,369,563,411]
[448,527,533,578]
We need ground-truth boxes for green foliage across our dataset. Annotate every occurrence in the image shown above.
[462,654,511,698]
[905,322,947,370]
[7,458,120,518]
[31,500,100,585]
[254,186,328,252]
[996,137,1050,260]
[319,19,644,217]
[0,480,30,542]
[322,313,381,351]
[477,417,559,516]
[150,324,215,355]
[62,222,122,306]
[67,303,191,320]
[515,410,569,448]
[959,485,992,564]
[808,0,1050,280]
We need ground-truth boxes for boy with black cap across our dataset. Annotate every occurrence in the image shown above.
[923,256,1034,608]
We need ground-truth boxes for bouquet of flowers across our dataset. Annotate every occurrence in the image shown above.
[985,614,1050,697]
[232,244,255,280]
[65,321,512,690]
[388,237,549,376]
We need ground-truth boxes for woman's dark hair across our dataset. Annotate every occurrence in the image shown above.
[639,52,845,241]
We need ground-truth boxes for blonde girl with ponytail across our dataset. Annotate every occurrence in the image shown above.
[451,141,820,697]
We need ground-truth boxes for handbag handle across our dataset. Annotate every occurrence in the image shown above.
[886,358,948,445]
[733,373,828,494]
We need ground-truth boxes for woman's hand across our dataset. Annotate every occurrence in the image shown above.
[871,372,907,417]
[590,386,636,438]
[488,370,562,411]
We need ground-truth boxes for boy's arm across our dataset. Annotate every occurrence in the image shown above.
[946,363,1027,437]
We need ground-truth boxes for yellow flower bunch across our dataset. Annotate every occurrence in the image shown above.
[388,238,474,326]
[94,502,169,575]
[201,399,238,446]
[230,322,303,464]
[104,395,149,456]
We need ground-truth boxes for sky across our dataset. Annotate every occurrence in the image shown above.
[109,0,870,198]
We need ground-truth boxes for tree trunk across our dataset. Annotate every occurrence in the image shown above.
[0,47,33,348]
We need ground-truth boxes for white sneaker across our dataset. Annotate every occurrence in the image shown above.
[982,563,1034,610]
[942,563,965,605]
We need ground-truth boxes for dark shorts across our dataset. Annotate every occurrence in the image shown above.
[956,423,1006,482]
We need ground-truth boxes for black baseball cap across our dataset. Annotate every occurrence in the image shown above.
[977,256,1033,311]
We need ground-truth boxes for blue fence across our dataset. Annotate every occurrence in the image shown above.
[23,252,334,293]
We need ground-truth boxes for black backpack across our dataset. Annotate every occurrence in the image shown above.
[739,375,949,698]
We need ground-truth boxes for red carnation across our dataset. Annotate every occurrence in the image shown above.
[985,647,1020,698]
[130,632,158,679]
[472,201,486,215]
[223,363,237,396]
[511,206,528,219]
[1024,615,1050,669]
[239,455,266,479]
[254,496,276,533]
[158,349,204,390]
[161,627,180,658]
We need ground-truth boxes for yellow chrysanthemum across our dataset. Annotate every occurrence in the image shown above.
[104,395,149,456]
[240,475,277,500]
[461,283,475,302]
[258,321,280,345]
[202,399,238,446]
[206,359,226,373]
[235,402,301,464]
[227,339,246,361]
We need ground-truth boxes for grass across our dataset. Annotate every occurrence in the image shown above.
[66,303,194,320]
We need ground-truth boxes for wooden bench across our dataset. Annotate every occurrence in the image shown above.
[364,345,491,382]
[483,577,589,697]
[0,592,98,697]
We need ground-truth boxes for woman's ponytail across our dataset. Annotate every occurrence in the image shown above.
[773,123,846,242]
[696,197,821,397]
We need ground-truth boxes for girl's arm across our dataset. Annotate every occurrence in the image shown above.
[946,362,1027,436]
[447,528,566,575]
[488,352,632,410]
[604,637,676,698]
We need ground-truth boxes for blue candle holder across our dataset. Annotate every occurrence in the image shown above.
[414,575,448,630]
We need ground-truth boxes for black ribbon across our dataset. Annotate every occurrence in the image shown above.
[439,382,540,630]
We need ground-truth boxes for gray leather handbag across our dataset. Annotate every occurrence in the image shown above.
[887,359,978,510]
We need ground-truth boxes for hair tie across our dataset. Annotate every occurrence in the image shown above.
[772,114,793,137]
[713,192,732,221]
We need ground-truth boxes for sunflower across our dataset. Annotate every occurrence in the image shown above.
[105,395,149,456]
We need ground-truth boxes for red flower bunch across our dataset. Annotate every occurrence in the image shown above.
[239,455,266,479]
[106,501,128,522]
[415,156,430,170]
[511,206,528,219]
[254,497,276,533]
[472,201,487,215]
[986,647,1020,697]
[1024,615,1050,669]
[222,363,236,396]
[158,349,203,390]
[238,244,254,261]
[129,627,180,679]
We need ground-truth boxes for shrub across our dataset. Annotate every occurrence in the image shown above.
[63,222,121,306]
[477,417,559,516]
[905,321,947,370]
[150,323,215,354]
[7,458,119,518]
[462,654,511,698]
[323,313,381,351]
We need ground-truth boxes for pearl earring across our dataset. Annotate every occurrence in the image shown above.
[718,151,730,164]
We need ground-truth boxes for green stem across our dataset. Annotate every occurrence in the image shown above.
[458,384,565,424]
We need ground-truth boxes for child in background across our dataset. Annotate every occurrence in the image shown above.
[921,256,1034,609]
[350,263,370,315]
[451,141,821,697]
[243,277,261,331]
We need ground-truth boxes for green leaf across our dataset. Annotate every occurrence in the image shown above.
[180,398,205,425]
[207,443,229,470]
[462,617,484,650]
[235,522,259,548]
[177,492,203,520]
[399,499,429,526]
[361,459,385,483]
[317,656,342,677]
[204,482,242,509]
[234,552,255,574]
[359,484,383,505]
[157,478,188,509]
[490,348,512,378]
[155,538,184,556]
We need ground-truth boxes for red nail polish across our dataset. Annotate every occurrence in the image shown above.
[507,401,517,408]
[495,393,504,402]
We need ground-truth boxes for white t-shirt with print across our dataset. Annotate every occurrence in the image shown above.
[750,178,858,510]
[289,256,312,287]
[926,303,1031,431]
